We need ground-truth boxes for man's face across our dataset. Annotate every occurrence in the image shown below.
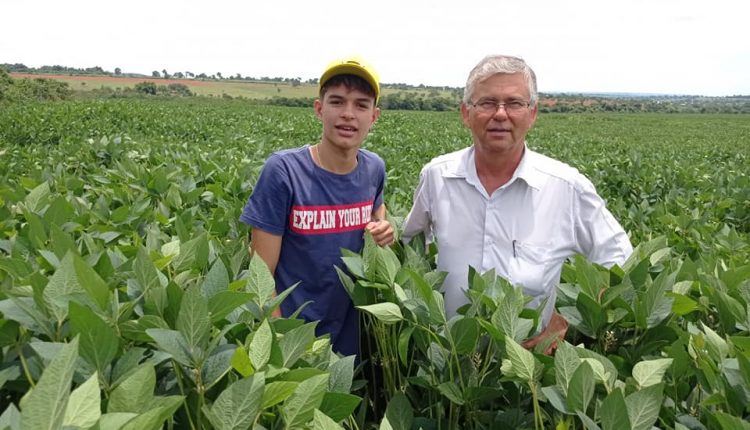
[314,84,380,151]
[460,73,537,158]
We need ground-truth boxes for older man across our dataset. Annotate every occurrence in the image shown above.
[402,55,632,353]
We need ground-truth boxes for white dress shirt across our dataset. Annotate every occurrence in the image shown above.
[402,145,633,327]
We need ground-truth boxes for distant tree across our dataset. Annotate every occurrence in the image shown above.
[162,69,169,79]
[135,81,157,95]
[197,73,207,79]
[186,71,194,78]
[152,70,160,78]
[173,72,184,79]
[217,72,223,79]
[114,67,122,75]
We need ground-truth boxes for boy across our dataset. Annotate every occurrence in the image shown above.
[240,58,394,357]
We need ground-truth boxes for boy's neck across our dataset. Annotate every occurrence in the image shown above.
[313,143,358,174]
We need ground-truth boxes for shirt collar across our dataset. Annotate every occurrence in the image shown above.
[443,144,545,191]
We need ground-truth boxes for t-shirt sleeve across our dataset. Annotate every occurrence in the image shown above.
[239,154,291,236]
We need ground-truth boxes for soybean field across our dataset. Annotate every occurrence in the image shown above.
[0,99,749,429]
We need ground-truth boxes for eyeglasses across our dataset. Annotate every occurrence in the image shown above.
[470,99,531,115]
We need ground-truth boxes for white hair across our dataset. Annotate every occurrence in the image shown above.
[463,55,538,107]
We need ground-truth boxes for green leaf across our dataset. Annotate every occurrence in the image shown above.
[625,383,664,430]
[107,364,155,413]
[576,292,606,338]
[634,267,675,329]
[201,258,230,298]
[118,396,183,430]
[69,302,119,374]
[49,224,76,261]
[379,393,413,430]
[0,257,33,280]
[248,254,276,309]
[311,409,344,430]
[134,247,162,293]
[201,345,236,389]
[712,411,750,430]
[26,211,47,249]
[43,252,110,323]
[248,319,273,371]
[0,298,53,338]
[20,337,79,430]
[600,388,630,430]
[437,382,464,405]
[500,338,543,384]
[208,291,253,323]
[632,358,673,388]
[171,233,209,272]
[363,232,400,285]
[204,373,265,430]
[176,285,211,352]
[703,324,729,361]
[328,355,355,393]
[282,373,329,429]
[450,317,479,355]
[230,344,254,377]
[356,303,403,324]
[319,392,361,421]
[279,322,317,368]
[574,255,609,300]
[0,403,21,430]
[566,360,594,413]
[398,325,415,366]
[540,385,569,415]
[555,341,581,392]
[94,412,138,430]
[261,381,298,409]
[25,182,51,213]
[63,372,101,429]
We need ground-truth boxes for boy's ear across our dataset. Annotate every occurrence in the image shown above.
[314,98,323,119]
[371,106,381,124]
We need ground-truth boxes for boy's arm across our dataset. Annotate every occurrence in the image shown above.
[367,204,394,247]
[249,228,283,317]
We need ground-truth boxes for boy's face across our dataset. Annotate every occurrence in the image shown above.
[314,84,380,151]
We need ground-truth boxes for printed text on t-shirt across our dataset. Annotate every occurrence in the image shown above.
[290,201,374,234]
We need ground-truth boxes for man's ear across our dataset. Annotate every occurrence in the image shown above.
[460,103,471,127]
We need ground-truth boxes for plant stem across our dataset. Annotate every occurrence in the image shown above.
[16,343,35,388]
[172,360,198,430]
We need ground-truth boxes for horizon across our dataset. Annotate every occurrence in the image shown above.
[6,63,748,99]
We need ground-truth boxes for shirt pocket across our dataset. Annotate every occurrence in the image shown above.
[507,241,552,299]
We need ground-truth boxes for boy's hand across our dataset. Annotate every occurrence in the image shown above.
[366,219,394,247]
[521,311,569,355]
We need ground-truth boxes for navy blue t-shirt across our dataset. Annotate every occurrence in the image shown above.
[240,145,385,357]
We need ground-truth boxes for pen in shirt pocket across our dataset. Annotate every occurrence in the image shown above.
[512,240,517,258]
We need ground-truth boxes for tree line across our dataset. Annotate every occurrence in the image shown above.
[2,65,748,113]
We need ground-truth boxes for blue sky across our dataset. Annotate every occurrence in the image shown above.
[3,0,748,96]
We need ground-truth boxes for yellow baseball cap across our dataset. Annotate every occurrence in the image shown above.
[319,57,380,103]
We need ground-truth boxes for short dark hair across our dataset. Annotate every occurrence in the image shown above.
[319,74,377,103]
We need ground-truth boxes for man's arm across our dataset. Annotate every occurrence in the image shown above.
[366,204,394,246]
[249,228,283,317]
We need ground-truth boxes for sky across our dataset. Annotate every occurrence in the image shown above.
[3,0,749,96]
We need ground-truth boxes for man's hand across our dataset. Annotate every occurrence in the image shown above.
[521,311,569,355]
[366,219,394,247]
